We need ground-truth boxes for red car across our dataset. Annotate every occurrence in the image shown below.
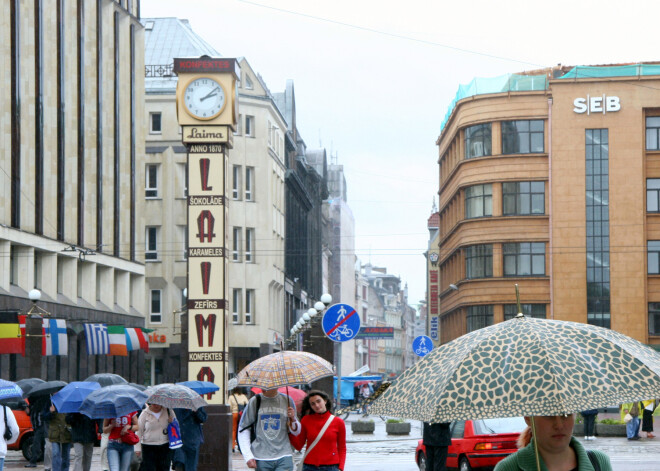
[415,417,526,471]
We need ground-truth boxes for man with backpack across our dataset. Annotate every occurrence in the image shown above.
[237,388,301,470]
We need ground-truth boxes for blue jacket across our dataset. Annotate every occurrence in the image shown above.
[173,407,207,447]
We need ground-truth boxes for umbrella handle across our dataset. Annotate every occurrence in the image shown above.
[531,417,541,471]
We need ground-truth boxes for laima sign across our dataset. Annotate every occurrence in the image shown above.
[573,95,621,114]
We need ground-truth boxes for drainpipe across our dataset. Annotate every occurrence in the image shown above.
[548,97,554,320]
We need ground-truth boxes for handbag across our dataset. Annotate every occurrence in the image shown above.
[3,406,12,441]
[296,415,335,471]
[168,419,183,449]
[121,430,139,445]
[624,413,633,423]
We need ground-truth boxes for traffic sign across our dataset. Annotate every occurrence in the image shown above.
[412,335,433,357]
[322,303,360,342]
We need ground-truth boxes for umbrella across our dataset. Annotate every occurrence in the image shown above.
[228,378,238,391]
[51,381,101,413]
[16,378,45,396]
[25,380,67,399]
[251,386,306,411]
[0,379,23,401]
[144,383,208,410]
[79,384,148,419]
[84,373,128,387]
[370,314,660,423]
[128,383,147,391]
[236,351,335,389]
[176,381,219,395]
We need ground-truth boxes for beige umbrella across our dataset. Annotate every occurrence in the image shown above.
[236,351,334,389]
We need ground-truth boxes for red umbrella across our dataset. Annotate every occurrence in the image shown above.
[251,386,306,411]
[354,381,371,387]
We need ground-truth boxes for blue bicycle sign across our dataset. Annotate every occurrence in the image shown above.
[322,304,360,342]
[412,335,433,357]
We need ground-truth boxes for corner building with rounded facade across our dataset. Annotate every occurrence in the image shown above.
[436,63,660,349]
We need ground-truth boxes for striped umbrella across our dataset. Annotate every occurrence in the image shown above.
[0,379,23,401]
[236,351,334,389]
[145,384,207,410]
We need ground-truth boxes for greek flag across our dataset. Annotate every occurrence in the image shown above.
[84,323,109,355]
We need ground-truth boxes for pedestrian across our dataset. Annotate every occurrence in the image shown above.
[621,401,641,440]
[171,407,207,471]
[138,403,174,471]
[65,413,97,471]
[642,399,656,438]
[103,411,138,471]
[0,401,20,471]
[359,384,371,414]
[237,387,301,470]
[228,388,248,452]
[580,409,598,441]
[44,403,72,471]
[422,422,451,471]
[25,397,48,468]
[494,415,612,470]
[289,390,346,471]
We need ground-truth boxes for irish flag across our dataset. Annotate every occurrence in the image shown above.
[125,328,149,353]
[108,325,128,356]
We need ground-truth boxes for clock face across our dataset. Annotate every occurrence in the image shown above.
[183,77,227,120]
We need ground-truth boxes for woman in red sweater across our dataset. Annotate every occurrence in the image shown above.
[289,390,346,471]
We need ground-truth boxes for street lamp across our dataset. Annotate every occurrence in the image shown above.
[285,293,333,350]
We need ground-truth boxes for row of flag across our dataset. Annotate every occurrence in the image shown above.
[0,312,149,356]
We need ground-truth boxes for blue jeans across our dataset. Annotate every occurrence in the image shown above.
[0,456,5,471]
[256,456,294,471]
[51,442,71,471]
[107,441,134,471]
[627,416,641,438]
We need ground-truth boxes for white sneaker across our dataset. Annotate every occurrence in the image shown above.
[585,436,589,440]
[590,436,596,440]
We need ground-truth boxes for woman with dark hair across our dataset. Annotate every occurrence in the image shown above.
[288,390,346,471]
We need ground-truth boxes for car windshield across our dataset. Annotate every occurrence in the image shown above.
[473,417,526,435]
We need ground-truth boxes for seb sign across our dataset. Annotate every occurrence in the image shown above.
[573,95,621,114]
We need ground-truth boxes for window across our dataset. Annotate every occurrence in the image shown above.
[245,228,254,262]
[245,289,254,324]
[150,289,161,323]
[244,74,253,90]
[145,226,158,261]
[649,241,660,274]
[232,165,242,200]
[245,115,254,137]
[503,304,546,320]
[179,225,188,260]
[503,181,545,215]
[465,245,492,279]
[464,123,491,159]
[649,303,660,335]
[647,179,660,212]
[145,164,158,198]
[646,117,660,151]
[466,305,493,332]
[502,120,544,154]
[149,112,162,134]
[465,184,492,219]
[176,163,188,197]
[232,227,242,262]
[503,242,545,276]
[245,167,254,201]
[232,289,241,323]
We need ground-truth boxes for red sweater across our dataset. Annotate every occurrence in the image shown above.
[290,412,346,470]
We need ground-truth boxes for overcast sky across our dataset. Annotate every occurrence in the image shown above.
[141,0,660,308]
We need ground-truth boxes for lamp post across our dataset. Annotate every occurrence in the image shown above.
[25,289,49,378]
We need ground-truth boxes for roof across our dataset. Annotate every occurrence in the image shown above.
[427,212,439,229]
[142,17,221,93]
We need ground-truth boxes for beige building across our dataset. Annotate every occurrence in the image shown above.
[0,1,146,380]
[436,63,660,349]
[142,18,287,381]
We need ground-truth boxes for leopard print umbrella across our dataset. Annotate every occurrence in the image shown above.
[370,315,660,422]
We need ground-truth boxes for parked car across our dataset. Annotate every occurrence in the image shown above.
[415,417,526,471]
[1,397,35,460]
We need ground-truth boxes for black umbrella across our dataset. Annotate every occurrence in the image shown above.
[84,373,128,387]
[16,378,45,396]
[25,380,67,399]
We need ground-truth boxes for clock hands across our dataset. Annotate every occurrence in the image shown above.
[199,86,220,102]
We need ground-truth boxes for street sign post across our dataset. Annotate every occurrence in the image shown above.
[322,304,360,343]
[412,335,433,357]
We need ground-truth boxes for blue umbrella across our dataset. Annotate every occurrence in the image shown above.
[0,379,23,401]
[176,380,219,395]
[79,384,148,419]
[51,381,101,413]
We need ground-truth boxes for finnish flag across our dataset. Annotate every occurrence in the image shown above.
[84,323,109,355]
[43,319,68,356]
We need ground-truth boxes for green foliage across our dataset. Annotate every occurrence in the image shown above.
[386,418,404,424]
[598,418,623,425]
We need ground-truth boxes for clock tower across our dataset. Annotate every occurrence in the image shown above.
[174,56,238,470]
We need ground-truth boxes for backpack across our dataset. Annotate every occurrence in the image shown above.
[236,395,261,455]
